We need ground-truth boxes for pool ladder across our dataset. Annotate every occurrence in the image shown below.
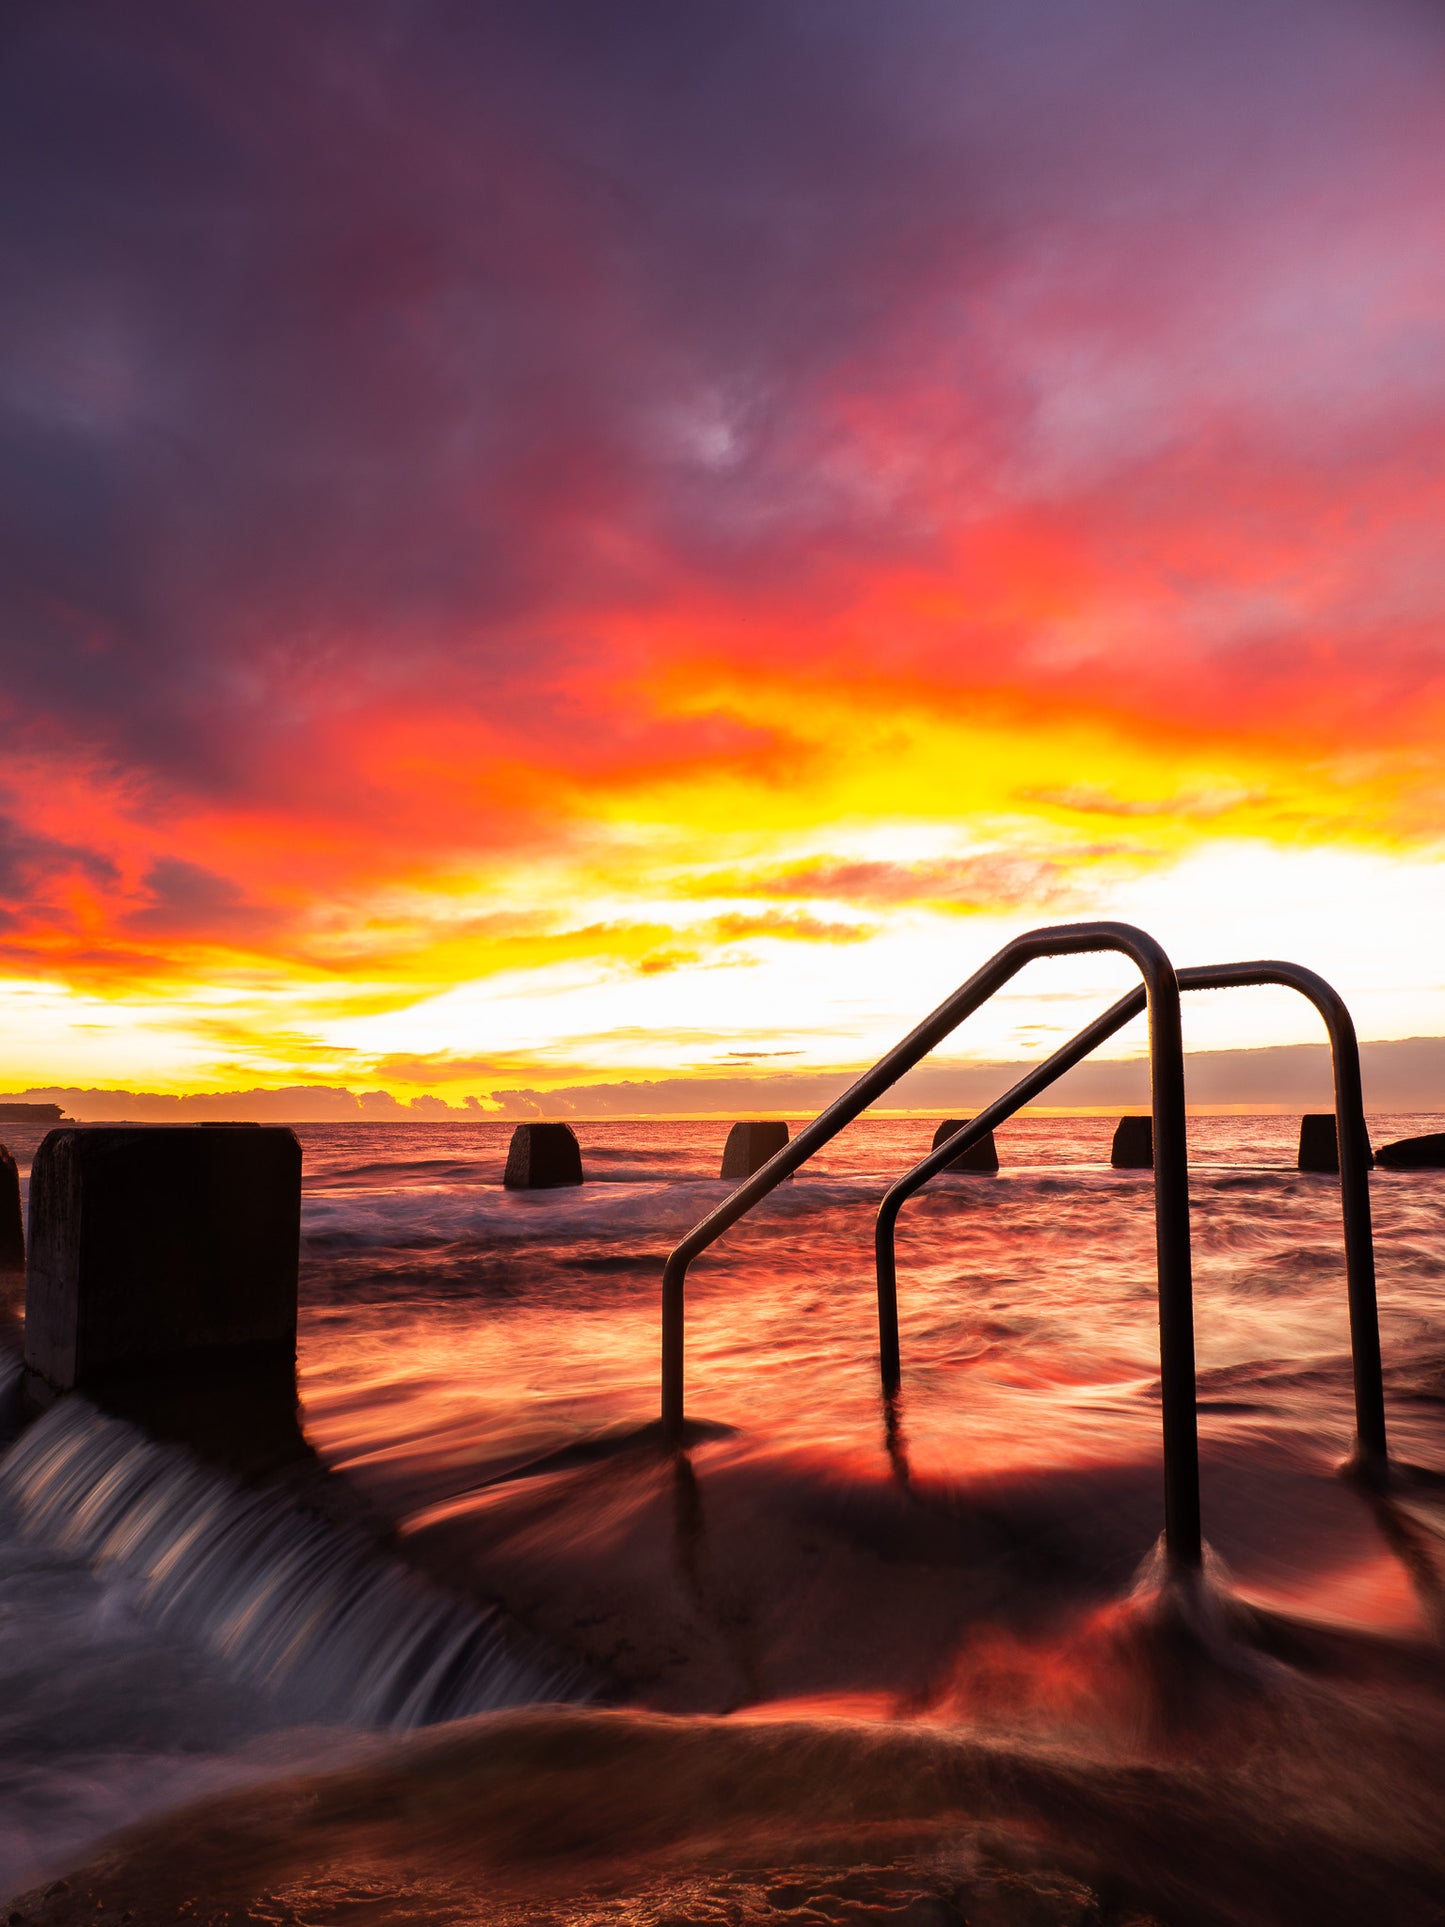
[658,921,1385,1577]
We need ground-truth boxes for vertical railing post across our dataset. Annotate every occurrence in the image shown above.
[661,1248,687,1442]
[1333,1040,1394,1472]
[1145,964,1201,1570]
[1177,963,1386,1477]
[1316,987,1387,1475]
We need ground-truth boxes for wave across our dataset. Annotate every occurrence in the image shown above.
[13,1581,1445,1927]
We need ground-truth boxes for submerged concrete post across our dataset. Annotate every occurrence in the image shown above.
[504,1122,583,1189]
[0,1142,23,1328]
[1298,1112,1340,1172]
[0,1143,23,1273]
[1111,1115,1154,1169]
[22,1126,302,1461]
[720,1121,790,1181]
[931,1119,999,1172]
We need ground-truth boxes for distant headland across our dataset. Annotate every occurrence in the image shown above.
[0,1036,1441,1123]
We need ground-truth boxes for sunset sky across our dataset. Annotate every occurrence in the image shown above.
[3,0,1444,1114]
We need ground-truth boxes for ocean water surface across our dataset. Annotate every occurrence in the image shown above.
[1,1113,1444,1923]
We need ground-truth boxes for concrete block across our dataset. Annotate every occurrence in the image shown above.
[23,1125,301,1400]
[1298,1113,1340,1172]
[1375,1132,1437,1168]
[720,1120,790,1181]
[1111,1116,1153,1169]
[0,1143,22,1272]
[931,1119,999,1172]
[0,1142,22,1329]
[503,1122,583,1189]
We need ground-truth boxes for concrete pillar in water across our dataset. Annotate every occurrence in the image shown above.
[503,1122,583,1189]
[1299,1113,1335,1172]
[1111,1115,1154,1169]
[0,1143,23,1273]
[930,1119,999,1172]
[22,1125,303,1463]
[0,1142,23,1331]
[720,1120,789,1181]
[1298,1113,1375,1172]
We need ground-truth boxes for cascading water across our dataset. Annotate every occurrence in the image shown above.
[0,1388,584,1730]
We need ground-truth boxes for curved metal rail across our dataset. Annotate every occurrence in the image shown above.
[876,959,1385,1475]
[660,920,1203,1571]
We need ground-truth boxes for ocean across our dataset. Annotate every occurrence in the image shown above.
[1,1112,1443,1923]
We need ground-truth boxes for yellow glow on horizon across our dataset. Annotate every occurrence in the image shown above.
[0,831,1440,1106]
[0,620,1442,1105]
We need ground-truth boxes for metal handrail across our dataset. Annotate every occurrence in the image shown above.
[876,959,1385,1476]
[660,920,1203,1572]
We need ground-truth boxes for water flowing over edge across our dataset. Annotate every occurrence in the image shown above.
[0,1360,587,1731]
